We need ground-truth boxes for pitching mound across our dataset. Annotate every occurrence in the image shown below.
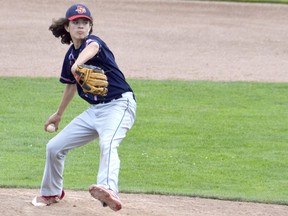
[1,188,288,216]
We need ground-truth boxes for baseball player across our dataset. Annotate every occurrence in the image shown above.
[31,4,136,212]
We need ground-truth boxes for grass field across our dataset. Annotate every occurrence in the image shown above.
[0,77,287,205]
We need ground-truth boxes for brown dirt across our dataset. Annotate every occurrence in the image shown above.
[1,0,288,215]
[1,188,288,216]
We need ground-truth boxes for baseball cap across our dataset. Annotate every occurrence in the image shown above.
[66,4,92,21]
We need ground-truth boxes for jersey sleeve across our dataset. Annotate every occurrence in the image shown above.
[85,35,101,54]
[59,47,76,84]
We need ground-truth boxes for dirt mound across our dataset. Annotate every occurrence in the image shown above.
[1,188,288,216]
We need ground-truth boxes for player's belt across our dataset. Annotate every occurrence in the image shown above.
[94,95,123,104]
[94,92,136,105]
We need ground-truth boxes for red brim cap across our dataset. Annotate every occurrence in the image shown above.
[68,15,92,21]
[66,4,93,21]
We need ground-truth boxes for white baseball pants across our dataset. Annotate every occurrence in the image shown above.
[39,92,136,196]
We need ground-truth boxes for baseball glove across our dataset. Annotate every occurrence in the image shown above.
[74,64,108,96]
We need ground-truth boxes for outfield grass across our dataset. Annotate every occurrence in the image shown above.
[0,77,287,204]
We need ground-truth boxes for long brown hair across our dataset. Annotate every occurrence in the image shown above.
[49,18,93,45]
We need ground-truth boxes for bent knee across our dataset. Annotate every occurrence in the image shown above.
[46,140,67,159]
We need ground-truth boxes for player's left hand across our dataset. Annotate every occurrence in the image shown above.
[74,64,108,96]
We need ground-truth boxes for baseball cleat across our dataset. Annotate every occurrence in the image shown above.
[89,185,122,211]
[32,190,65,207]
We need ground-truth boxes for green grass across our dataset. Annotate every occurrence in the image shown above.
[0,77,288,205]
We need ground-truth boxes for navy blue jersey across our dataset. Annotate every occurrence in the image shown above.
[60,35,133,104]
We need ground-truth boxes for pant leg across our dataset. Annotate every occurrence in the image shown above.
[40,108,98,196]
[95,93,136,192]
